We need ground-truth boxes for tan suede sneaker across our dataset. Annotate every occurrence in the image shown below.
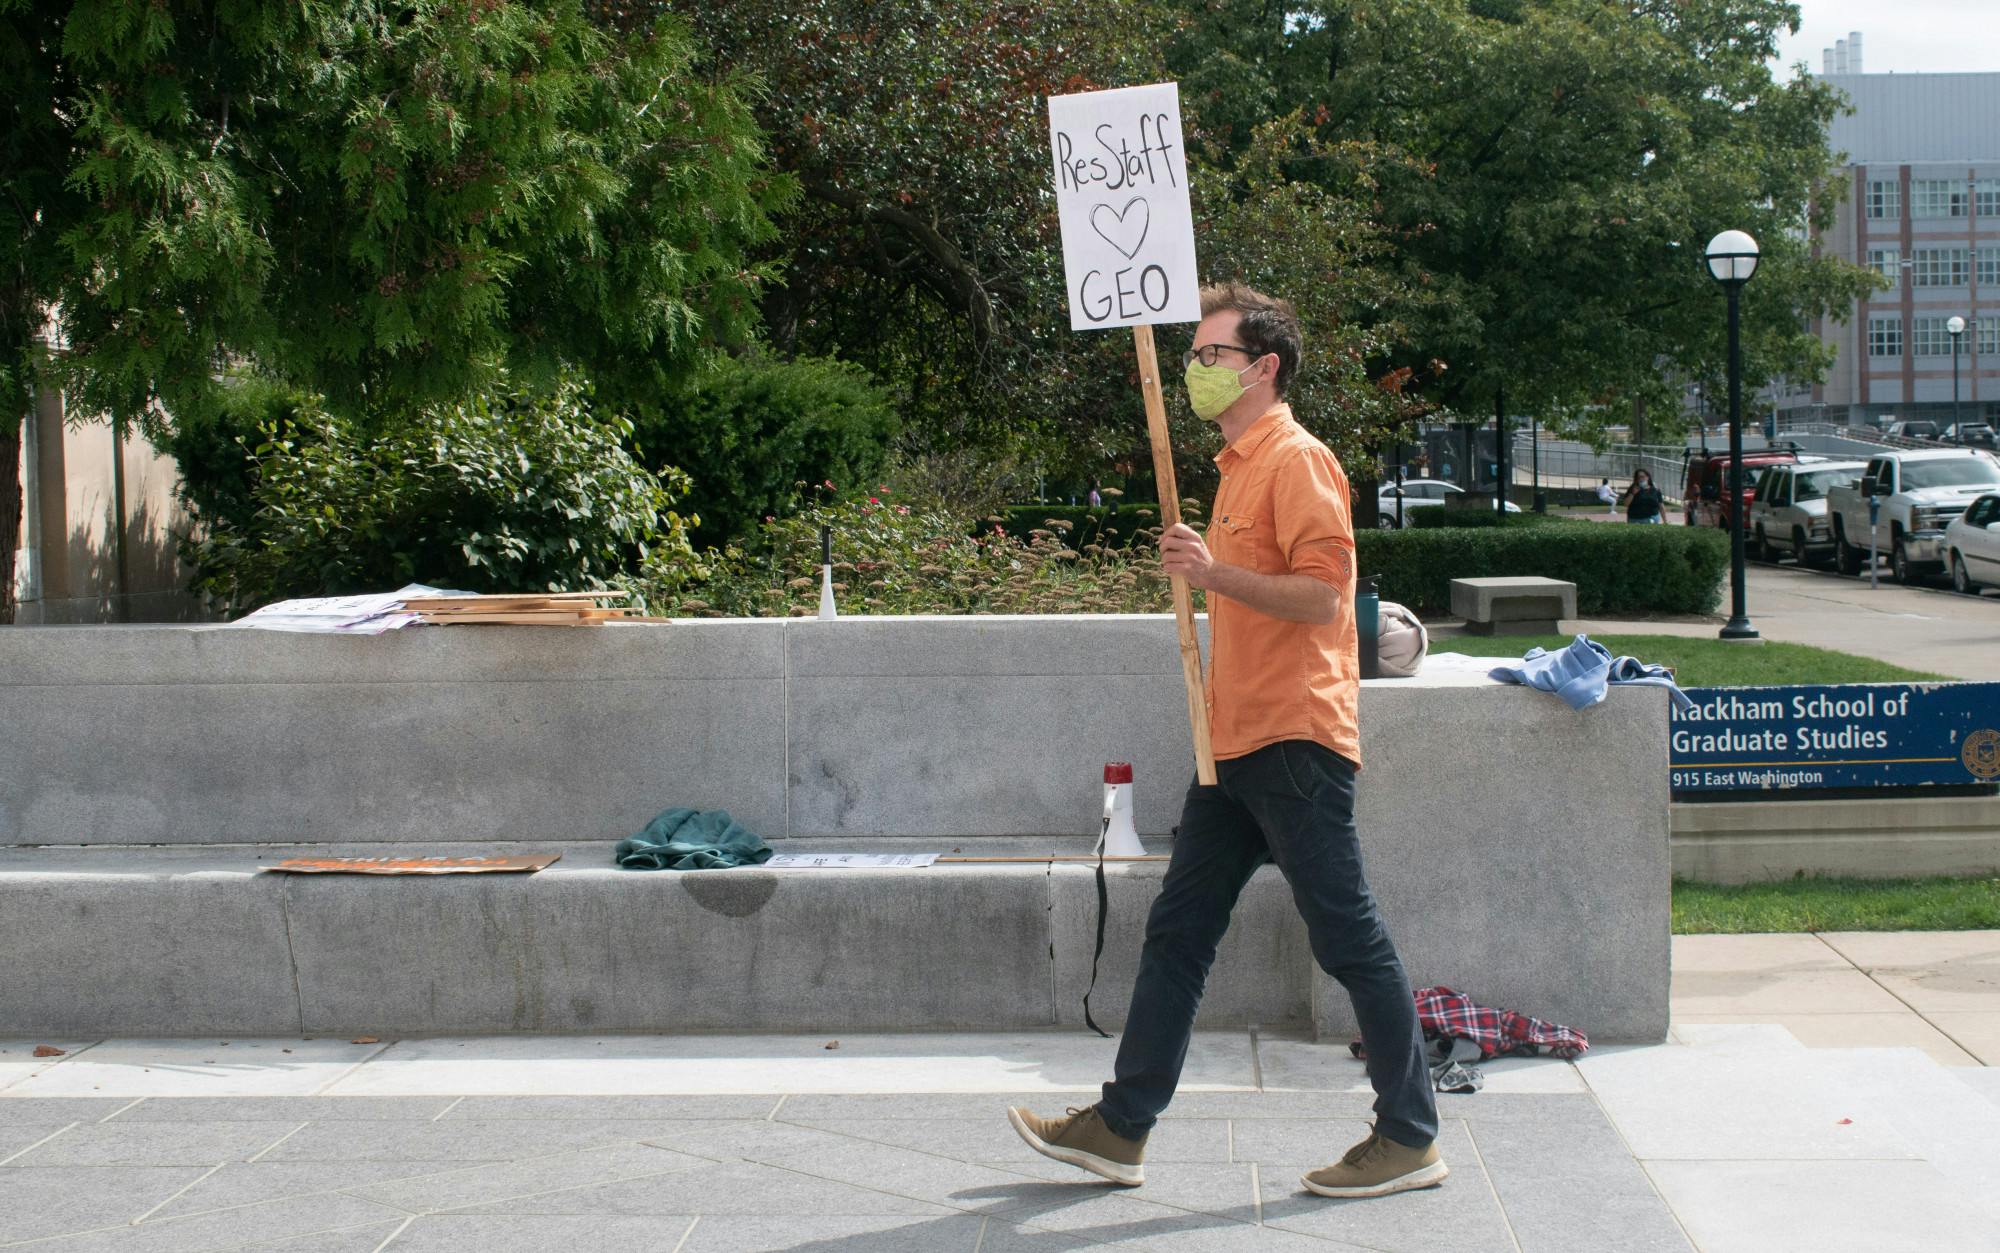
[1301,1129,1448,1198]
[1007,1104,1146,1185]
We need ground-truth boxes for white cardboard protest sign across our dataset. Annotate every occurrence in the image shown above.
[1048,83,1200,331]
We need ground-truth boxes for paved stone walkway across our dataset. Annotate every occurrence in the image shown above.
[4,934,1996,1251]
[0,1087,1679,1252]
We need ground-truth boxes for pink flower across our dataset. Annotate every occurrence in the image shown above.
[869,497,880,505]
[824,479,835,489]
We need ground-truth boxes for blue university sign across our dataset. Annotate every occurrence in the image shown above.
[1670,683,2000,794]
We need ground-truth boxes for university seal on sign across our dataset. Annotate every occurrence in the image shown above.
[1965,728,2000,781]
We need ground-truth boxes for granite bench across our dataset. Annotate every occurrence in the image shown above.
[0,617,1668,1040]
[1449,576,1578,636]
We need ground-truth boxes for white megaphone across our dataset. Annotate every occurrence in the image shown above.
[1099,763,1146,857]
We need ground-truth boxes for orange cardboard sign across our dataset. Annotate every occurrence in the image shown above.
[264,855,561,875]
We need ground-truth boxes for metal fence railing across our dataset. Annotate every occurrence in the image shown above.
[1509,436,1688,498]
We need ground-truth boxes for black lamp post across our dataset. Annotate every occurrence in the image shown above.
[1705,229,1761,642]
[1531,412,1545,512]
[1948,315,1966,432]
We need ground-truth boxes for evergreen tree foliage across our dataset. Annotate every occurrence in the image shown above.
[1,0,788,618]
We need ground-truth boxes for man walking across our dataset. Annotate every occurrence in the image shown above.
[1007,284,1444,1198]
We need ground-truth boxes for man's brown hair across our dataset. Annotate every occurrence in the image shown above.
[1199,282,1302,397]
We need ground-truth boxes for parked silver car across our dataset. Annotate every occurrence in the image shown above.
[1375,478,1521,528]
[1750,460,1867,565]
[1944,492,2000,594]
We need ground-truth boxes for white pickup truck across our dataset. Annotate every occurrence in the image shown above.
[1826,449,2000,582]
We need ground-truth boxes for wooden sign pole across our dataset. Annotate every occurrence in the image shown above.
[1132,324,1217,786]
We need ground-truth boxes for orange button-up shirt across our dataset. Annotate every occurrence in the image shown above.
[1203,403,1361,767]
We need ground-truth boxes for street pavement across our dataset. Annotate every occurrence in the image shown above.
[3,932,1996,1252]
[1568,553,2000,681]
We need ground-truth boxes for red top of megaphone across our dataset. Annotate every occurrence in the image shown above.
[1104,763,1134,784]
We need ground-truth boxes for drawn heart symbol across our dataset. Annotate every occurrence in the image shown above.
[1090,197,1151,261]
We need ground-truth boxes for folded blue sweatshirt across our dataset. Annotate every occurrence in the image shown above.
[1487,635,1693,712]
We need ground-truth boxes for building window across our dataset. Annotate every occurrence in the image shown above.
[1979,247,2000,287]
[1911,178,1968,218]
[1866,179,1900,219]
[1868,315,1902,357]
[1912,316,1961,357]
[1911,248,1969,287]
[1977,179,2000,217]
[1868,248,1900,282]
[1980,318,2000,357]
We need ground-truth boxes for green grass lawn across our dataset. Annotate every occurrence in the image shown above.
[1430,633,1948,686]
[1674,874,2000,933]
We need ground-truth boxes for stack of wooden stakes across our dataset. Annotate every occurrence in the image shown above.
[398,590,666,627]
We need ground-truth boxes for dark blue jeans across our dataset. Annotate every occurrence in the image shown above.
[1098,740,1439,1148]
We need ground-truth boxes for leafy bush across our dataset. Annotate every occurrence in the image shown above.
[182,381,699,612]
[991,504,1162,550]
[164,375,318,533]
[1357,525,1728,616]
[1408,508,1567,529]
[627,354,897,548]
[667,486,1186,617]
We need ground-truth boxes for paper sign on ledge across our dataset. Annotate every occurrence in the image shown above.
[1047,82,1200,331]
[764,853,939,869]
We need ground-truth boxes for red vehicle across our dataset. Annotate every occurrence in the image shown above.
[1681,449,1802,529]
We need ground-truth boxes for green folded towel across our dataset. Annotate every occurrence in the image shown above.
[614,808,773,871]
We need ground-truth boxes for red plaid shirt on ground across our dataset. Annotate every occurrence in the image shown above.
[1414,985,1589,1060]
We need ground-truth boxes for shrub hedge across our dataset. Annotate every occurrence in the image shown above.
[1356,524,1728,616]
[1408,508,1566,529]
[626,353,898,548]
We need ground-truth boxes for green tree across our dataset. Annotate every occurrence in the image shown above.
[663,0,1176,484]
[1181,115,1442,495]
[1167,0,1880,440]
[1,0,788,621]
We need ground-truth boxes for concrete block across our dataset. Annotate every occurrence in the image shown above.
[1046,862,1310,1029]
[0,674,786,845]
[1671,793,2000,883]
[0,870,300,1036]
[1319,683,1672,1044]
[1449,576,1578,634]
[0,620,786,687]
[282,865,1058,1034]
[787,674,1196,838]
[786,614,1208,680]
[786,615,1211,838]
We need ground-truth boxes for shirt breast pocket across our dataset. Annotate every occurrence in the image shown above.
[1214,512,1279,572]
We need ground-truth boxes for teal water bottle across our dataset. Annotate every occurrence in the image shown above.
[1355,575,1381,679]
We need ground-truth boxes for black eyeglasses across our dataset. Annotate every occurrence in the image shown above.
[1183,343,1258,368]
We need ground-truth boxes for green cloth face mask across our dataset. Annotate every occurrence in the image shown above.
[1184,359,1255,421]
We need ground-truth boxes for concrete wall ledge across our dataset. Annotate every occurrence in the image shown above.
[1672,793,2000,883]
[0,840,1660,1042]
[0,618,1671,1043]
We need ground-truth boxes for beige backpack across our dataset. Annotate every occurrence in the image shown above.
[1376,601,1429,677]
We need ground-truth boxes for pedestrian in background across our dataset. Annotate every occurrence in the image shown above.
[1596,478,1617,519]
[1620,469,1664,524]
